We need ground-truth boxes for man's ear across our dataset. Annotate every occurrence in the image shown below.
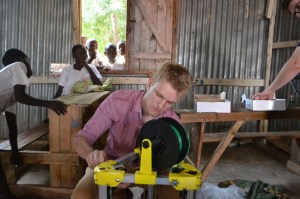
[147,78,153,89]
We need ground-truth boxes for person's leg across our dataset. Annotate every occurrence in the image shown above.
[0,161,17,199]
[71,167,98,199]
[5,112,23,166]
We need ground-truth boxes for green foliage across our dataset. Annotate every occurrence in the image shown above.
[82,0,126,54]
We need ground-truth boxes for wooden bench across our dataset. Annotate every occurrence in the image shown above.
[0,121,50,184]
[0,121,49,151]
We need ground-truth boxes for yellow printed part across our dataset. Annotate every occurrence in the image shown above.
[135,139,157,185]
[169,163,202,191]
[94,160,125,187]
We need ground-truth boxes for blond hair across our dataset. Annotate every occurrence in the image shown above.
[152,63,193,95]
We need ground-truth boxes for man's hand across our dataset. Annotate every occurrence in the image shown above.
[48,100,67,115]
[86,150,106,169]
[252,89,275,100]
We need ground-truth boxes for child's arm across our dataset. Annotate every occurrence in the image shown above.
[83,63,103,86]
[54,85,64,98]
[14,85,67,115]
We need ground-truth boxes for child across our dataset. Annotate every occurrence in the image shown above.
[54,44,103,98]
[102,43,125,70]
[86,39,102,67]
[0,48,67,199]
[117,40,125,65]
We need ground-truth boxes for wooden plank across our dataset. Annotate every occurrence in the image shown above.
[139,0,154,70]
[0,151,80,165]
[4,131,48,150]
[129,2,141,70]
[0,122,48,150]
[287,160,300,175]
[10,184,73,199]
[50,165,62,187]
[49,109,62,187]
[29,76,59,83]
[132,0,169,53]
[60,166,73,188]
[265,0,275,19]
[108,77,149,85]
[129,52,171,60]
[29,76,263,86]
[201,121,244,181]
[171,0,178,63]
[193,78,264,86]
[29,76,150,84]
[72,0,81,45]
[290,138,300,164]
[273,40,299,49]
[176,108,300,123]
[196,122,205,168]
[59,106,72,187]
[268,140,291,154]
[203,131,300,142]
[56,91,110,106]
[264,0,277,89]
[59,106,72,152]
[49,109,60,153]
[70,106,83,153]
[2,163,16,184]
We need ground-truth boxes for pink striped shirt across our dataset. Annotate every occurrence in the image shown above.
[76,90,180,159]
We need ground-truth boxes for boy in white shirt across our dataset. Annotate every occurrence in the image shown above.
[102,43,125,70]
[0,48,67,199]
[86,39,103,67]
[54,44,103,98]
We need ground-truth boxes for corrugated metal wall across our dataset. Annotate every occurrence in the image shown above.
[0,0,73,137]
[271,1,300,131]
[1,0,300,139]
[176,0,300,132]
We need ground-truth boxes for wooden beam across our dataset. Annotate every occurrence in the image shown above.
[193,78,264,86]
[29,76,263,87]
[273,40,299,49]
[287,160,300,175]
[201,121,244,180]
[10,185,72,199]
[176,108,300,123]
[262,0,277,133]
[71,0,81,45]
[265,0,277,88]
[129,52,171,60]
[0,151,81,165]
[265,0,276,19]
[203,131,300,142]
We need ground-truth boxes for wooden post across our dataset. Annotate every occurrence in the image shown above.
[287,138,300,175]
[260,0,277,132]
[111,13,118,44]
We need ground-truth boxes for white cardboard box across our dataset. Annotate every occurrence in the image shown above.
[194,100,231,113]
[245,99,286,111]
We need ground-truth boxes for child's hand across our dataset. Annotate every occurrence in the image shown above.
[48,101,67,115]
[90,52,96,60]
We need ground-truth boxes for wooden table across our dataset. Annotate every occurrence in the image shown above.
[48,91,110,188]
[176,108,300,181]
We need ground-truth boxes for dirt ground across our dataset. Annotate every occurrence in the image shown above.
[200,142,300,199]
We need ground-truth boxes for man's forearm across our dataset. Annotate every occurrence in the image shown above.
[73,136,94,160]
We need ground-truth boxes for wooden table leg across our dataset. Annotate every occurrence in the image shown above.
[287,138,300,175]
[201,120,244,181]
[196,122,206,168]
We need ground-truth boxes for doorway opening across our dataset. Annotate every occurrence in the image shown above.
[81,0,127,59]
